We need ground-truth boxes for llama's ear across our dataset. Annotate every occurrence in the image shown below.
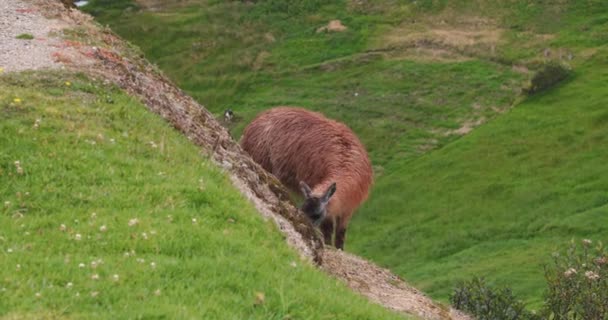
[322,182,337,203]
[299,181,312,199]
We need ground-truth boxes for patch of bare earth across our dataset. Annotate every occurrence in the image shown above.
[323,249,470,320]
[375,15,503,63]
[7,1,470,318]
[0,0,66,72]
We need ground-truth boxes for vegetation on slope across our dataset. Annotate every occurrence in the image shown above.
[83,0,608,309]
[84,0,527,166]
[0,72,404,319]
[351,50,608,307]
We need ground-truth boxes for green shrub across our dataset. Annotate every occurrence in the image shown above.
[543,239,608,320]
[524,61,571,94]
[452,240,608,319]
[450,277,540,320]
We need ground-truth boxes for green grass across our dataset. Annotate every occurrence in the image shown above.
[83,0,608,310]
[84,0,526,168]
[15,34,34,40]
[350,52,608,307]
[0,72,405,319]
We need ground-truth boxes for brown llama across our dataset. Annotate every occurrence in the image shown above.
[240,107,373,250]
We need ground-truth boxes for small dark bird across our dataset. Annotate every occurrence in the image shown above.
[224,109,234,122]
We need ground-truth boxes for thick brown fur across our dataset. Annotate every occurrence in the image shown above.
[240,107,373,249]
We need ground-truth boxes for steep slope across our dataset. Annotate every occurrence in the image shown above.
[1,0,471,319]
[0,70,411,319]
[83,0,608,309]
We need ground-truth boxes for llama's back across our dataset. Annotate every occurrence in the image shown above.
[241,107,373,212]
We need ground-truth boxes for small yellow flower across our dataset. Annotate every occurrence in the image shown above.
[0,67,4,73]
[13,98,21,104]
[65,81,71,86]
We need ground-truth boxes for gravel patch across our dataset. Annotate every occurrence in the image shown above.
[0,0,66,72]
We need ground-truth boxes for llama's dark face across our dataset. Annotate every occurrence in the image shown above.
[299,181,336,226]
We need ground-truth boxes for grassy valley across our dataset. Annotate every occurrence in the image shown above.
[83,0,608,309]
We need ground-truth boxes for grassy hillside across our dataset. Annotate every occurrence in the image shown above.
[83,0,608,309]
[350,51,608,307]
[84,0,527,166]
[0,72,405,319]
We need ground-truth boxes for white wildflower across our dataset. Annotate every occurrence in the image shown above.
[192,218,197,224]
[582,239,592,246]
[74,233,82,241]
[4,201,10,208]
[7,248,13,253]
[99,225,107,232]
[66,282,73,288]
[150,262,156,269]
[112,274,119,282]
[35,292,41,298]
[128,218,139,227]
[585,270,600,281]
[91,274,99,280]
[90,212,97,219]
[60,224,67,231]
[78,263,85,268]
[141,232,148,240]
[154,289,161,296]
[564,268,577,278]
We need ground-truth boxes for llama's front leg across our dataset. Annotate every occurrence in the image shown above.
[335,216,350,250]
[320,218,334,246]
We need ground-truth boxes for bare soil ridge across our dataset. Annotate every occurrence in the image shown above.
[3,1,469,319]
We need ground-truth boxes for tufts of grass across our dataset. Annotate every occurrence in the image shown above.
[16,34,34,40]
[0,71,405,319]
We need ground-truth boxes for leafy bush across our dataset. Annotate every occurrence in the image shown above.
[524,61,571,94]
[451,240,608,319]
[450,277,540,320]
[543,239,608,320]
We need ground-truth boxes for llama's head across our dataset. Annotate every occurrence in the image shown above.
[299,181,336,225]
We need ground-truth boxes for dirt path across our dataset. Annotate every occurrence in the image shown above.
[0,0,66,72]
[2,1,470,319]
